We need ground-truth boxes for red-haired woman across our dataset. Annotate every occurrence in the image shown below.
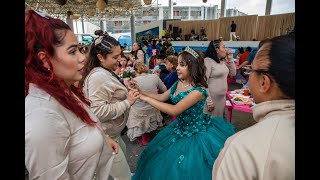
[25,10,118,179]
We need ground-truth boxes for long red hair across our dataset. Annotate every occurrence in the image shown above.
[25,10,95,125]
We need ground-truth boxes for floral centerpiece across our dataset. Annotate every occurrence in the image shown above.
[120,66,136,86]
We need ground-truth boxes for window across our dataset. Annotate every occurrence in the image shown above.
[114,21,123,26]
[143,21,151,24]
[191,11,201,16]
[173,11,180,16]
[143,11,149,16]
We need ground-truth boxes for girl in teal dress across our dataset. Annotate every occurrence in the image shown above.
[130,47,235,180]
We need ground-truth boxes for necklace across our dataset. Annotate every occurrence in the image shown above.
[181,81,190,89]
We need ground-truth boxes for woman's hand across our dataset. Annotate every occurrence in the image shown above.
[127,89,140,105]
[227,52,233,61]
[106,136,119,154]
[128,79,140,92]
[207,103,215,112]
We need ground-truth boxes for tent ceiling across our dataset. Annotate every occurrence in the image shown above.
[25,0,153,21]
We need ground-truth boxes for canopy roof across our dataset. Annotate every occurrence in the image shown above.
[25,0,151,21]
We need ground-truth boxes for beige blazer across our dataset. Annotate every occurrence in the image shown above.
[83,67,130,138]
[212,100,295,180]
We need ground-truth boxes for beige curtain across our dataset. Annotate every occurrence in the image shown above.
[256,13,295,40]
[165,13,294,41]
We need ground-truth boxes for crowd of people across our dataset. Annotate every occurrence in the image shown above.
[25,9,295,180]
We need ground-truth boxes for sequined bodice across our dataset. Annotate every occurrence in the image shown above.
[170,82,212,137]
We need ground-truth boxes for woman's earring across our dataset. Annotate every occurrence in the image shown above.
[47,67,50,71]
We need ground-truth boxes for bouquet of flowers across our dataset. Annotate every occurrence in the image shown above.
[120,66,136,79]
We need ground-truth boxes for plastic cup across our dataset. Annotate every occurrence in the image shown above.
[243,89,249,96]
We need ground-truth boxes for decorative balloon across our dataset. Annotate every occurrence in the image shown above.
[124,1,130,10]
[87,9,96,16]
[143,0,152,5]
[96,0,107,11]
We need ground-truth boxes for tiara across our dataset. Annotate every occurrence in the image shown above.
[184,46,199,59]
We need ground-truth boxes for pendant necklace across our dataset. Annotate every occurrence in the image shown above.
[182,81,190,89]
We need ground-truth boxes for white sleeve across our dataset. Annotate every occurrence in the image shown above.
[25,108,71,180]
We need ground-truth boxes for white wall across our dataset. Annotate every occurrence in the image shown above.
[73,21,100,34]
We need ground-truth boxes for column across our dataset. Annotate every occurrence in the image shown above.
[159,7,163,20]
[100,20,104,31]
[201,6,204,20]
[265,0,272,15]
[66,18,74,32]
[130,14,135,45]
[188,6,191,20]
[213,5,218,19]
[81,18,85,34]
[220,0,226,18]
[169,0,173,19]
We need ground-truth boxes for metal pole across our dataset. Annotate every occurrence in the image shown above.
[130,9,135,47]
[265,0,273,15]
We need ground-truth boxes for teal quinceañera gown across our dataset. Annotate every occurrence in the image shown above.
[132,81,235,180]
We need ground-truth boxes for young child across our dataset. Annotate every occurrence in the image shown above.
[118,56,129,77]
[126,62,167,146]
[130,47,235,180]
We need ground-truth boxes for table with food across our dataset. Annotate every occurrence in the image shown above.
[225,89,255,121]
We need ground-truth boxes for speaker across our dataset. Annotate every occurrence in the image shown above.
[173,27,179,39]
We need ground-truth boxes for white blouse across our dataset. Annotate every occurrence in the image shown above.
[25,83,113,180]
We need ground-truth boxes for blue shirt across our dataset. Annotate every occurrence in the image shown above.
[164,71,178,89]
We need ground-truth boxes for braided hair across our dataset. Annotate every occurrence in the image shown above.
[79,35,120,87]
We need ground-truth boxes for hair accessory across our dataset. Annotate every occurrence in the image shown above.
[34,9,50,19]
[184,46,199,59]
[94,36,104,45]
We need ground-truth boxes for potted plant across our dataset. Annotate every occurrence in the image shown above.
[202,37,208,41]
[175,37,181,41]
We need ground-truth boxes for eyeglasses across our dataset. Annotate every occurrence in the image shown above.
[248,69,274,82]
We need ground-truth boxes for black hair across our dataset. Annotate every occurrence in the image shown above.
[204,40,221,63]
[179,50,208,88]
[94,29,103,36]
[238,47,244,54]
[131,42,146,62]
[267,34,295,99]
[156,53,167,60]
[254,36,294,99]
[79,35,120,87]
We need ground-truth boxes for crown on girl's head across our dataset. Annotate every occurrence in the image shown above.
[184,46,199,59]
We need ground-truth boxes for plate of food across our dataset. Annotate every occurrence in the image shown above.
[233,95,251,105]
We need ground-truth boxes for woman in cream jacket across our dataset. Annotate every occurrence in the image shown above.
[80,35,140,180]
